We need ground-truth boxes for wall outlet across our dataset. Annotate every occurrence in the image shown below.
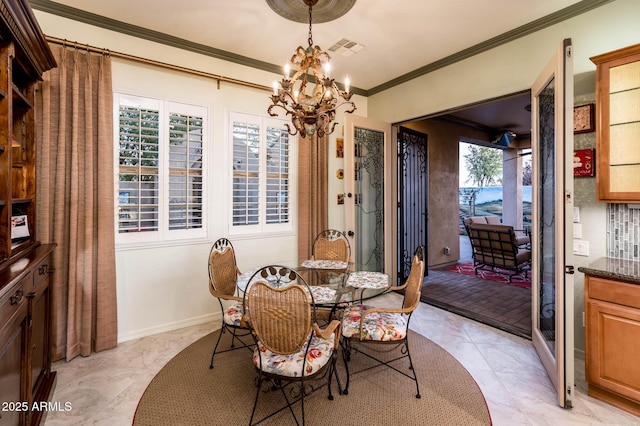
[444,246,451,255]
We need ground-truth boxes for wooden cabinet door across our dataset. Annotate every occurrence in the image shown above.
[586,298,640,407]
[0,307,28,426]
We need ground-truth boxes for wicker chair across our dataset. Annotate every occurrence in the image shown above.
[340,245,425,398]
[244,265,342,425]
[207,238,253,369]
[312,229,351,263]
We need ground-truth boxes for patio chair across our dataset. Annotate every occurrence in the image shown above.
[207,238,253,369]
[244,265,342,425]
[340,245,425,398]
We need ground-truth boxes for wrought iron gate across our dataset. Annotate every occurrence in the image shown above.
[398,126,428,283]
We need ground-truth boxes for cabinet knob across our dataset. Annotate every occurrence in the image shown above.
[10,289,24,305]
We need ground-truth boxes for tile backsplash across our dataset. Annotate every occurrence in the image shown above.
[608,203,640,260]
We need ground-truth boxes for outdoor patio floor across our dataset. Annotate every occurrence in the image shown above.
[420,236,532,339]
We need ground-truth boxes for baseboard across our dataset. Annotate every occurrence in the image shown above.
[117,312,221,343]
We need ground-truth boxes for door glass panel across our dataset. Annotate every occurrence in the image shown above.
[538,77,556,354]
[354,127,385,272]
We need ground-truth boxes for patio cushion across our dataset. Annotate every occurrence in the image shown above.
[341,304,407,341]
[223,301,246,326]
[253,332,335,377]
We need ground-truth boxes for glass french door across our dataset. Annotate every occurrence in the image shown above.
[344,115,394,275]
[531,39,575,408]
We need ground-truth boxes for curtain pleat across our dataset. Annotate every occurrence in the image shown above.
[36,44,117,362]
[298,135,329,263]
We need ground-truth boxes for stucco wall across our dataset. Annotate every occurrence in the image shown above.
[403,119,490,268]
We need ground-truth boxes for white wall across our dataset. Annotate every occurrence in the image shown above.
[34,11,367,341]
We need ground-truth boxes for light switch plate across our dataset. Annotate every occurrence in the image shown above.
[573,239,590,256]
[573,223,582,239]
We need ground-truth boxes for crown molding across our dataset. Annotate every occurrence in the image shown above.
[367,0,613,95]
[31,0,613,97]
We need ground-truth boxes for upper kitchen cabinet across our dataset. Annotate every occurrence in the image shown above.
[591,44,640,203]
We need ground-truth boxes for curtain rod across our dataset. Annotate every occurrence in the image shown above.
[45,35,271,92]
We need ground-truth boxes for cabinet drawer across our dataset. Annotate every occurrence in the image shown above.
[33,256,51,294]
[587,276,640,309]
[0,273,31,333]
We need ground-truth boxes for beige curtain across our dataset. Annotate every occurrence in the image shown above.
[36,44,117,362]
[298,135,329,263]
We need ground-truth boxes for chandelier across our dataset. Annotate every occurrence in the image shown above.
[268,0,356,139]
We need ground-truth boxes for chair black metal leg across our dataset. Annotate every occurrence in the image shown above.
[249,373,262,426]
[404,340,421,399]
[209,323,226,369]
[340,337,351,395]
[327,357,335,401]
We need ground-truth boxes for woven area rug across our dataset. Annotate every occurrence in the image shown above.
[445,261,531,289]
[134,329,491,426]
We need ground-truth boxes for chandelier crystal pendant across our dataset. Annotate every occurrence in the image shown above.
[268,0,356,139]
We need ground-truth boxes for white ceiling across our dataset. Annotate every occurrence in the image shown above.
[44,0,585,92]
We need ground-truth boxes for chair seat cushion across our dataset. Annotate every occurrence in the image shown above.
[253,332,335,377]
[223,301,246,326]
[341,304,407,341]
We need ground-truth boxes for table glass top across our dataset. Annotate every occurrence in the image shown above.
[236,266,390,306]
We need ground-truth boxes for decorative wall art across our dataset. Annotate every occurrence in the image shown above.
[573,103,595,134]
[336,138,344,158]
[574,148,595,177]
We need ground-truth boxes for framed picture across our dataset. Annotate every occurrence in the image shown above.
[573,148,595,177]
[573,104,595,134]
[336,138,344,158]
[11,215,29,239]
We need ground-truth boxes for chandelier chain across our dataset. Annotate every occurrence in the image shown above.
[307,3,313,47]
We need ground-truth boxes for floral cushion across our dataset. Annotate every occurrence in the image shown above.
[301,259,349,270]
[346,271,389,289]
[308,286,337,304]
[223,301,246,327]
[341,304,407,341]
[253,332,335,377]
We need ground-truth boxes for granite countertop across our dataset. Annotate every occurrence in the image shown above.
[578,257,640,285]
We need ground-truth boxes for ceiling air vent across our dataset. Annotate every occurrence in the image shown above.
[328,39,364,57]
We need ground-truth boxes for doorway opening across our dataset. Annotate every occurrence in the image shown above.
[400,90,534,338]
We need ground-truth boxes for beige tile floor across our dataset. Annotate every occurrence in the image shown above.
[44,293,639,425]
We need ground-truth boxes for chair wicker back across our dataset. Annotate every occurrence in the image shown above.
[312,229,350,262]
[402,246,425,311]
[247,282,312,355]
[209,244,240,297]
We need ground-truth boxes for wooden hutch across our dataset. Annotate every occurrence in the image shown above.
[0,0,57,425]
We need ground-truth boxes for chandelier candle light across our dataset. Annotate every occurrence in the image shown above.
[268,0,356,139]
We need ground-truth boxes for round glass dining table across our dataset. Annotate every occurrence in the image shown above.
[236,262,390,308]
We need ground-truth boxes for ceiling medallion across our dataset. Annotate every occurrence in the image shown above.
[267,0,356,138]
[265,0,356,24]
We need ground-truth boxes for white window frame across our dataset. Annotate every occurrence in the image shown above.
[114,93,208,245]
[228,111,296,237]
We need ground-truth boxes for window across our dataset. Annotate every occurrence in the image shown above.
[230,112,295,234]
[115,94,207,243]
